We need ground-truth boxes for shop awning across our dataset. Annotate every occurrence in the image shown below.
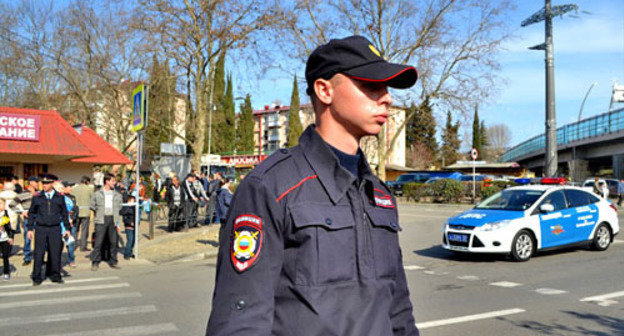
[71,126,132,165]
[0,107,93,158]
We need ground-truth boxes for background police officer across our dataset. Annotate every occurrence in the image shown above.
[206,35,419,335]
[27,174,71,285]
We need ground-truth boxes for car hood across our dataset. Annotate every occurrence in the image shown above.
[448,209,525,227]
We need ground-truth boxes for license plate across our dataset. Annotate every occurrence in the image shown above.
[448,233,469,243]
[449,245,468,251]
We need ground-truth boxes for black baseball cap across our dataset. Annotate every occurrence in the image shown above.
[27,176,39,183]
[305,35,417,95]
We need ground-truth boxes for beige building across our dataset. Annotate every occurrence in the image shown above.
[253,104,313,154]
[252,103,407,171]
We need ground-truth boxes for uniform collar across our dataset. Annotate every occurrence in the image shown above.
[299,125,376,204]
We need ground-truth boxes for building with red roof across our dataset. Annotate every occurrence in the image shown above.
[0,107,131,183]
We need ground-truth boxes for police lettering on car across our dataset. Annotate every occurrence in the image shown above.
[442,182,620,262]
[206,36,420,335]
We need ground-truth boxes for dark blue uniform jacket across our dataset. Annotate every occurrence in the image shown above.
[27,191,70,231]
[206,125,418,336]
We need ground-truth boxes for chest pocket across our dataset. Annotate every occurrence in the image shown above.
[290,203,356,285]
[365,206,401,279]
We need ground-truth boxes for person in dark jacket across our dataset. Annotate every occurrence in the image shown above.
[214,178,232,224]
[60,181,78,268]
[165,176,186,232]
[183,174,200,229]
[0,198,15,281]
[206,36,419,335]
[120,195,136,259]
[205,173,222,225]
[27,174,71,285]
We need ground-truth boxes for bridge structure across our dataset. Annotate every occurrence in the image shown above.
[502,107,624,180]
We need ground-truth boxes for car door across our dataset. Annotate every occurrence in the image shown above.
[537,190,576,248]
[564,189,601,242]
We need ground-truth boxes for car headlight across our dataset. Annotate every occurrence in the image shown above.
[477,220,512,232]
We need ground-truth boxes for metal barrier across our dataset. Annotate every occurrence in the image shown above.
[502,107,624,162]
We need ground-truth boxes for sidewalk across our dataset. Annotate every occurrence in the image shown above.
[7,216,221,281]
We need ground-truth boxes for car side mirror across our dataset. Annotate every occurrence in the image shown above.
[540,203,555,213]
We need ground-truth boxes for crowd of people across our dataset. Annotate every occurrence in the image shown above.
[159,170,233,233]
[0,168,234,283]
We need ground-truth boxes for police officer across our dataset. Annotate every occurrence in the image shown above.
[206,36,419,335]
[27,174,71,285]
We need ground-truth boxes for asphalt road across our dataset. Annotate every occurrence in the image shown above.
[1,203,623,335]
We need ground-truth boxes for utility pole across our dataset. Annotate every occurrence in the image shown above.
[522,1,577,177]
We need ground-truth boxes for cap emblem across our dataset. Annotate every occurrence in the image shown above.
[369,44,381,57]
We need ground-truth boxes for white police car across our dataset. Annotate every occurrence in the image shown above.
[442,185,620,261]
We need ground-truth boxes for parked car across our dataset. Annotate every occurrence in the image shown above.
[387,173,430,195]
[582,178,619,198]
[442,185,619,261]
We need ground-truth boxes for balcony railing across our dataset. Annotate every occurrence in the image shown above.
[502,107,624,162]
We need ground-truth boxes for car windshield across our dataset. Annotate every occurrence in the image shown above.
[397,175,415,182]
[476,189,545,211]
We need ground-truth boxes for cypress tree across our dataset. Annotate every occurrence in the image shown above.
[236,93,255,153]
[406,98,437,155]
[221,74,236,154]
[480,120,489,160]
[472,105,481,155]
[207,51,227,153]
[287,75,303,147]
[145,56,174,159]
[441,111,461,165]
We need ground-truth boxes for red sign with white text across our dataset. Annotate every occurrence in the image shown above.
[221,155,268,166]
[0,113,40,141]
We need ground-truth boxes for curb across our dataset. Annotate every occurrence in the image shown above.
[162,250,219,265]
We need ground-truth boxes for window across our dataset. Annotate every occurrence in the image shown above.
[564,189,600,208]
[476,189,545,211]
[539,191,567,211]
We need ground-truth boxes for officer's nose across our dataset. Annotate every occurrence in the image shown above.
[379,87,393,107]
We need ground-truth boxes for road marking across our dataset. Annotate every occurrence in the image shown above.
[0,283,130,297]
[0,276,120,290]
[457,275,481,281]
[404,265,424,271]
[580,290,624,307]
[41,323,179,336]
[614,239,624,244]
[490,281,522,288]
[423,270,436,275]
[0,292,142,310]
[0,305,156,327]
[416,308,526,329]
[535,288,568,295]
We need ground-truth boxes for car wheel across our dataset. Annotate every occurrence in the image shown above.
[591,223,612,251]
[511,230,534,262]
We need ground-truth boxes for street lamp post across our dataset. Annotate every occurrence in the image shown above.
[578,82,598,122]
[572,82,598,181]
[522,1,578,177]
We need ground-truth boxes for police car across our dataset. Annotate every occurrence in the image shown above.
[442,185,620,261]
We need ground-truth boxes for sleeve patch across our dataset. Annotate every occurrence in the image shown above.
[373,188,395,209]
[231,214,263,272]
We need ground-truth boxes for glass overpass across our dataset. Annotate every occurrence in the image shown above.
[502,107,624,162]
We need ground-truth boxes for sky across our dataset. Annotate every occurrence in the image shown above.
[242,0,624,149]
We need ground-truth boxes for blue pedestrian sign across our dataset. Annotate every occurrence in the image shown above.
[132,84,148,132]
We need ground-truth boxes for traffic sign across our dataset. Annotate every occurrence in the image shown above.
[471,148,478,160]
[131,84,148,132]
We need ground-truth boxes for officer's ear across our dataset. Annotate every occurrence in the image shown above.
[313,78,333,106]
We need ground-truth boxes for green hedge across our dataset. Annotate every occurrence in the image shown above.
[402,179,518,203]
